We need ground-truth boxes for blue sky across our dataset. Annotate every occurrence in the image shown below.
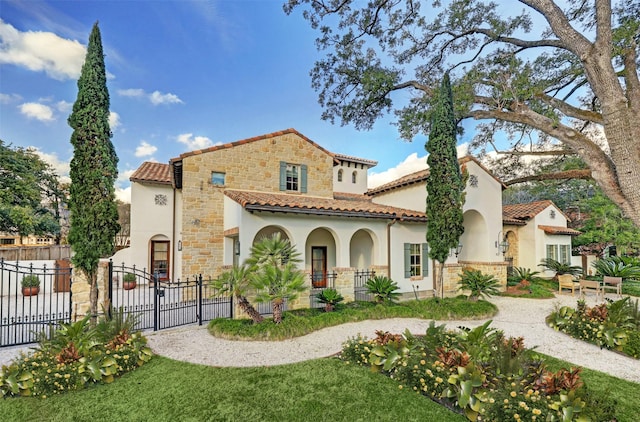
[0,0,473,202]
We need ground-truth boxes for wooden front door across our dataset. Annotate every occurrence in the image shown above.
[311,246,327,288]
[151,240,169,281]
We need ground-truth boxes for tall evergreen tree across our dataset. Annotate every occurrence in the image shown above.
[425,73,465,299]
[67,22,120,324]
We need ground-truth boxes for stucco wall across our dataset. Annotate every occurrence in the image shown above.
[333,161,370,194]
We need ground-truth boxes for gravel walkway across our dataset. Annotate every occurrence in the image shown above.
[2,294,639,384]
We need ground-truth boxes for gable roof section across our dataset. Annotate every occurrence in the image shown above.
[130,162,171,185]
[366,156,505,196]
[225,189,427,221]
[333,153,378,168]
[503,200,560,223]
[170,128,339,164]
[538,225,582,236]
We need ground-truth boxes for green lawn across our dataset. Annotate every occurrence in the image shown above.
[2,354,637,422]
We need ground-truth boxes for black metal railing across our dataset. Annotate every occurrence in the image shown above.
[354,269,376,302]
[0,258,72,347]
[309,272,337,309]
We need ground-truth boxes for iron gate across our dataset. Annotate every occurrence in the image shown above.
[354,269,376,302]
[0,258,72,347]
[109,261,232,331]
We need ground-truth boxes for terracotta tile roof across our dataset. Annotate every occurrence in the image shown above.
[502,200,555,222]
[538,225,582,236]
[367,156,505,196]
[333,153,378,167]
[225,189,427,221]
[130,162,171,185]
[170,128,338,164]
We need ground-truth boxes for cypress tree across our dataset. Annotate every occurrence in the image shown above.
[425,73,466,299]
[68,22,120,324]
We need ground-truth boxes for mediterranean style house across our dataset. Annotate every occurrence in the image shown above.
[118,129,510,307]
[502,200,582,277]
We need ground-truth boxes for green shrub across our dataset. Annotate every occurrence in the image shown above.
[21,274,41,288]
[315,288,344,312]
[507,267,542,286]
[340,321,610,421]
[365,276,401,303]
[1,314,152,398]
[457,269,501,301]
[591,256,640,279]
[538,258,582,277]
[123,272,136,282]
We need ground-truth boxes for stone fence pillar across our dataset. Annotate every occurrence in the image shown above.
[70,260,110,321]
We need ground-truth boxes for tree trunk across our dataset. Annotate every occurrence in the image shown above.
[272,299,284,324]
[89,270,98,327]
[238,296,264,324]
[436,261,445,300]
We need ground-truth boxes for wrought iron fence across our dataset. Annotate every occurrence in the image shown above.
[309,272,336,309]
[108,261,232,332]
[354,269,376,302]
[0,258,72,347]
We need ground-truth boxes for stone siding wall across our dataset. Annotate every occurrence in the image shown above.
[180,133,335,279]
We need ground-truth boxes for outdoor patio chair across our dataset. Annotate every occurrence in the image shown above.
[602,276,622,298]
[579,279,602,301]
[557,274,578,295]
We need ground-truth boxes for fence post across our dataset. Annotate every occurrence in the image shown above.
[153,273,159,331]
[198,274,203,326]
[107,260,113,319]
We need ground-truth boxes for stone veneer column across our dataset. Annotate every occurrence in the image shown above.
[333,267,356,303]
[70,260,110,321]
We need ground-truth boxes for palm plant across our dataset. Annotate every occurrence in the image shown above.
[315,288,344,312]
[592,256,640,280]
[457,269,501,302]
[252,262,307,323]
[538,258,582,279]
[211,265,264,324]
[248,234,307,323]
[365,276,401,303]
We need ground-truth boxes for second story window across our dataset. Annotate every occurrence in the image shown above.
[279,161,307,193]
[337,169,343,182]
[286,164,299,191]
[352,171,357,183]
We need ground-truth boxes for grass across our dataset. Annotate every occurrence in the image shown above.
[1,354,637,422]
[500,280,556,299]
[209,296,497,340]
[623,280,640,296]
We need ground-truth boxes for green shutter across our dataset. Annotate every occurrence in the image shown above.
[279,161,286,191]
[300,164,307,193]
[404,243,411,278]
[421,243,429,276]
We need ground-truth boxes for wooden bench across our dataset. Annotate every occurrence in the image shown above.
[602,276,622,298]
[579,279,602,300]
[557,274,578,295]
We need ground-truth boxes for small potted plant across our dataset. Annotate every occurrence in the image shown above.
[21,274,41,296]
[123,273,137,290]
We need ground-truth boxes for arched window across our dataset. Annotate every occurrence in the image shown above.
[352,171,357,183]
[337,169,343,182]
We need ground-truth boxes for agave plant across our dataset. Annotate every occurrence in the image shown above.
[591,256,640,280]
[365,276,401,303]
[315,288,344,312]
[538,258,582,278]
[457,269,501,301]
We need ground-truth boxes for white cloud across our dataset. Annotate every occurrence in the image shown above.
[117,88,145,98]
[0,19,85,80]
[368,143,470,188]
[109,111,121,130]
[56,100,72,113]
[149,90,183,105]
[135,141,157,157]
[33,149,70,183]
[19,102,54,121]
[118,88,184,106]
[0,92,22,103]
[177,133,216,150]
[115,185,131,204]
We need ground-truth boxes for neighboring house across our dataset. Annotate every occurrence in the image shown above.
[502,200,581,277]
[123,129,508,307]
[0,233,56,246]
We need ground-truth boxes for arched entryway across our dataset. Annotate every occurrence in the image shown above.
[458,210,489,262]
[349,229,374,269]
[305,228,337,287]
[149,234,170,281]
